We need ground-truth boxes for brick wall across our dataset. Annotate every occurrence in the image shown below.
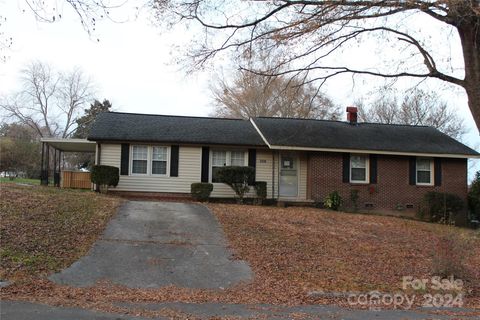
[308,152,468,216]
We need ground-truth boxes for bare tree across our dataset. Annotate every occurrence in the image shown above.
[357,88,466,140]
[212,65,340,120]
[0,61,94,138]
[148,0,480,131]
[18,0,128,35]
[0,14,13,62]
[17,1,480,130]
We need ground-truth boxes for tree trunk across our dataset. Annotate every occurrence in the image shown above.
[458,20,480,132]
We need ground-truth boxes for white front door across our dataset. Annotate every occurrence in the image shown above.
[279,154,298,197]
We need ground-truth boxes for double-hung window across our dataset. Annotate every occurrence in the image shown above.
[350,154,369,183]
[152,147,168,175]
[211,150,246,182]
[132,145,148,174]
[416,158,433,185]
[131,145,169,175]
[230,151,245,166]
[211,150,227,183]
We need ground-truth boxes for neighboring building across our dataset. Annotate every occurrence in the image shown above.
[87,109,479,216]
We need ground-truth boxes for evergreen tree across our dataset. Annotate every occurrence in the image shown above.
[74,99,112,138]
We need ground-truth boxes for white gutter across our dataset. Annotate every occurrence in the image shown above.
[267,145,479,159]
[249,118,478,159]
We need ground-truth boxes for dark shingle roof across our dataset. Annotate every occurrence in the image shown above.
[88,112,266,146]
[88,112,478,156]
[252,117,478,156]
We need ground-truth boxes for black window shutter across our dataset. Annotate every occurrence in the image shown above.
[170,145,179,177]
[201,147,210,182]
[434,158,442,186]
[248,149,256,185]
[120,144,130,175]
[409,156,416,185]
[370,154,378,184]
[342,153,350,183]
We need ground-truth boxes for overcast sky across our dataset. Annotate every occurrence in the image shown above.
[1,0,478,179]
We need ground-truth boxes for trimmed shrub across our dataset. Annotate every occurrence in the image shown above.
[191,182,213,201]
[253,181,267,205]
[90,165,119,193]
[468,171,480,221]
[216,166,255,203]
[324,191,342,211]
[254,181,267,199]
[418,191,465,224]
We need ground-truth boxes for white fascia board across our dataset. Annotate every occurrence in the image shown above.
[249,118,272,148]
[268,145,480,159]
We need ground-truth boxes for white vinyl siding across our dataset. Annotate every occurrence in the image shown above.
[255,150,274,198]
[100,144,121,167]
[99,144,200,193]
[98,144,306,200]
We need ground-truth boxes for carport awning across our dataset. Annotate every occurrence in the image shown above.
[41,138,96,152]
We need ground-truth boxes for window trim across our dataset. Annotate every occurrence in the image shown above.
[209,149,248,183]
[129,144,170,177]
[151,146,169,176]
[416,157,434,186]
[349,154,370,184]
[130,145,149,176]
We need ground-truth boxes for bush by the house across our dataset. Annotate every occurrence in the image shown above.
[468,171,480,221]
[254,181,267,204]
[254,181,267,199]
[216,166,255,203]
[324,191,342,211]
[191,182,213,201]
[90,165,119,193]
[350,189,359,212]
[418,191,465,224]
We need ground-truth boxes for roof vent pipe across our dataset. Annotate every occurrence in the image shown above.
[346,106,358,125]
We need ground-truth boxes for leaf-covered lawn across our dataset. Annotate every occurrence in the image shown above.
[0,184,122,280]
[208,204,480,305]
[1,200,479,315]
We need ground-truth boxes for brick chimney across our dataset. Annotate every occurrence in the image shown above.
[346,106,358,125]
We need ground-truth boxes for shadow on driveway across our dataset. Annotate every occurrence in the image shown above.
[49,201,252,289]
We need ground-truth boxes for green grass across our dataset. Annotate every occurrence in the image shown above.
[0,177,40,185]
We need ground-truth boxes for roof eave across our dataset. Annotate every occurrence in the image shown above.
[268,145,480,159]
[87,137,267,148]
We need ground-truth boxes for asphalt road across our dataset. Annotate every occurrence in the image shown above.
[2,300,478,320]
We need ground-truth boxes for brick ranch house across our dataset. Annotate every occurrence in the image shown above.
[86,109,478,216]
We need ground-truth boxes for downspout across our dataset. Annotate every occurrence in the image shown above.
[277,150,280,199]
[40,142,45,185]
[272,151,275,199]
[95,143,101,192]
[96,143,102,165]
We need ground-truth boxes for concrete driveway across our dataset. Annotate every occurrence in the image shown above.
[49,201,252,288]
